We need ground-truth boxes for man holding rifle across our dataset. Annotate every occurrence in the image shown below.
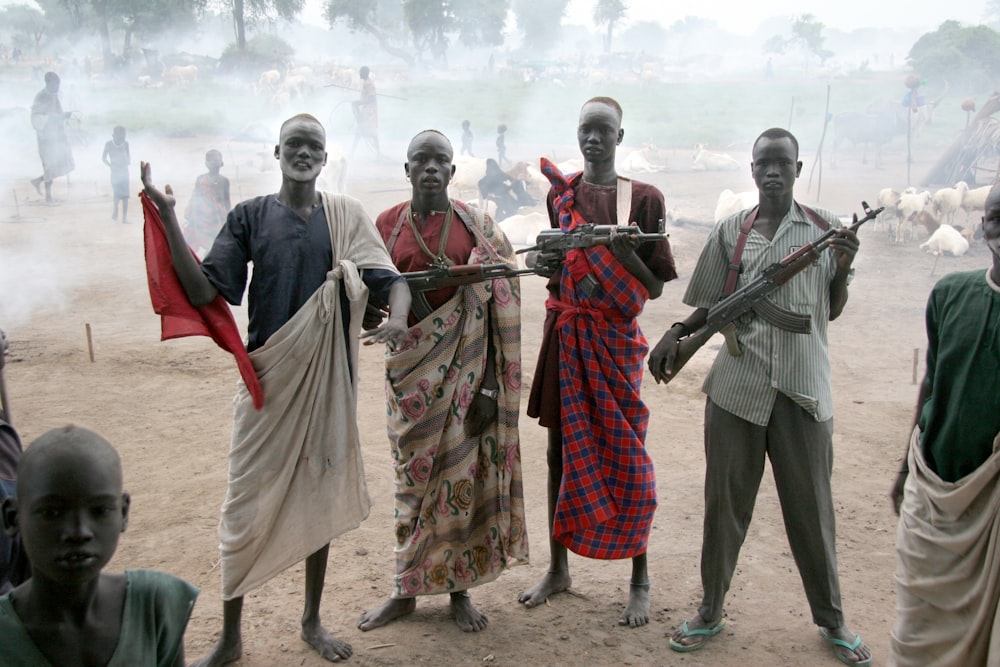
[650,127,872,665]
[518,96,677,628]
[359,129,528,632]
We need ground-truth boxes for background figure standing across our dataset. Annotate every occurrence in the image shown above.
[101,125,130,223]
[352,66,380,159]
[30,71,75,204]
[461,120,474,156]
[887,183,1000,667]
[649,127,871,665]
[495,124,507,167]
[358,129,528,633]
[183,149,231,258]
[518,97,677,627]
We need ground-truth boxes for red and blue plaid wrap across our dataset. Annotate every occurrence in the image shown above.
[539,157,656,560]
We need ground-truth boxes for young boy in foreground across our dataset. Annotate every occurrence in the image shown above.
[0,425,199,666]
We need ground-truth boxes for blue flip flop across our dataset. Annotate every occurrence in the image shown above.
[818,628,873,666]
[668,618,727,653]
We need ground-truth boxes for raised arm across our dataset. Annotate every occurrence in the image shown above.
[140,161,218,306]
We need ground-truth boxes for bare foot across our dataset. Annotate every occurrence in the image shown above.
[517,570,571,608]
[619,581,650,627]
[357,597,416,631]
[188,637,242,667]
[301,620,352,662]
[819,626,873,665]
[451,591,488,632]
[30,177,42,195]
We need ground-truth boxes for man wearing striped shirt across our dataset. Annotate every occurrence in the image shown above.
[651,127,872,665]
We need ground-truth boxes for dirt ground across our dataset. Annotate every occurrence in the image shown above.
[1,131,991,667]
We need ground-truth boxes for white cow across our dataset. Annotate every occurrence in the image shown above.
[163,65,198,86]
[920,223,969,257]
[449,156,488,200]
[692,144,741,171]
[714,189,757,222]
[255,69,281,95]
[620,144,669,173]
[499,211,549,248]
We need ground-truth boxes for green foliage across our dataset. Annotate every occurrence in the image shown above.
[512,0,569,52]
[324,0,411,64]
[402,0,508,59]
[763,14,833,67]
[908,20,1000,90]
[219,31,294,71]
[593,0,626,53]
[620,20,668,54]
[1,4,48,53]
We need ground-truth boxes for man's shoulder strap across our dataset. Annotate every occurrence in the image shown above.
[616,176,632,225]
[721,202,831,296]
[797,202,831,231]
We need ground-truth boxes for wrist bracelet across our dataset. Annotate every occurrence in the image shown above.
[670,321,690,338]
[479,386,498,400]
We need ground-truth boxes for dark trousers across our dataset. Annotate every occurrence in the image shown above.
[698,394,845,629]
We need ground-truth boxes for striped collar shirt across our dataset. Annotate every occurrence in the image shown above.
[683,203,842,426]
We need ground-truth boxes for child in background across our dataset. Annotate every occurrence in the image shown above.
[0,425,199,667]
[496,124,508,166]
[461,120,474,156]
[183,149,231,258]
[101,125,130,223]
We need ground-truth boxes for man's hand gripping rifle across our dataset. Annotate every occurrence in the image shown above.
[366,262,536,326]
[516,219,668,278]
[648,201,881,385]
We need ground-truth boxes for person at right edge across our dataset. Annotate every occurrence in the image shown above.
[648,128,872,665]
[517,96,677,627]
[887,182,1000,667]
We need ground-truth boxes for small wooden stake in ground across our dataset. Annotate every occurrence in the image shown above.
[86,323,95,362]
[912,348,919,384]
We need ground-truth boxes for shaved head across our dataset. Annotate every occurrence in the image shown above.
[18,425,122,500]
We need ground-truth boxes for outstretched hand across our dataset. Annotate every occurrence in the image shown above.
[359,315,408,350]
[140,161,176,211]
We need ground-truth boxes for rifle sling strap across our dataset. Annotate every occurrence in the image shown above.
[721,202,830,297]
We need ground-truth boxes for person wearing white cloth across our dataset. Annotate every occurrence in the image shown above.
[888,182,1000,667]
[140,113,410,666]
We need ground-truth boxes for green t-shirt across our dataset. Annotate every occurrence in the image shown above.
[918,269,1000,482]
[0,569,198,667]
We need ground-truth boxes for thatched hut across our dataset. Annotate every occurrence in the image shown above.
[923,92,1000,186]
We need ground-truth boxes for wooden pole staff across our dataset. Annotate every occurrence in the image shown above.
[85,323,95,362]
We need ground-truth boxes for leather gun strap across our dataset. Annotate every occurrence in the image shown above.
[798,203,831,231]
[722,206,758,297]
[385,207,408,255]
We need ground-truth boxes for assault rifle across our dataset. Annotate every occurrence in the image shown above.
[403,262,534,292]
[399,262,534,320]
[516,220,668,278]
[649,201,882,385]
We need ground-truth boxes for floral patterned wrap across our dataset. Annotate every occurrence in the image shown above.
[385,206,528,597]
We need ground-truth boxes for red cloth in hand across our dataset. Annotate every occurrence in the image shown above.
[141,191,264,410]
